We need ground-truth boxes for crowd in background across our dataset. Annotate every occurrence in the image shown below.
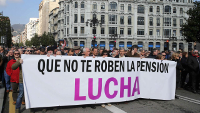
[0,44,200,113]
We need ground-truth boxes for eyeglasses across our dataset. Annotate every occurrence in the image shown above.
[194,52,198,54]
[14,53,20,55]
[103,53,108,55]
[27,50,32,52]
[162,55,166,56]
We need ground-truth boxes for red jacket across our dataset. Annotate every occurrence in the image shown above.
[6,59,20,83]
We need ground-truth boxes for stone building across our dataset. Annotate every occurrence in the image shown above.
[55,0,194,51]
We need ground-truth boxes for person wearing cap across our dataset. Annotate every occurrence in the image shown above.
[47,47,54,56]
[74,46,81,56]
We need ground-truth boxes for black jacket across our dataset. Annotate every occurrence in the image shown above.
[181,56,188,72]
[172,59,183,82]
[187,55,200,73]
[147,54,157,59]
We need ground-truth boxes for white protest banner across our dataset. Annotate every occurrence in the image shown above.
[21,55,176,109]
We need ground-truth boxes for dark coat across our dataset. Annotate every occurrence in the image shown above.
[187,55,200,74]
[172,59,183,82]
[181,56,188,72]
[147,54,157,59]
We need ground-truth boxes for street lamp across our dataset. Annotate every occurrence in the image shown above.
[86,14,102,48]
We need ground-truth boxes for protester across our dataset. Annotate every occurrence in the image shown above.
[127,45,140,57]
[148,48,158,59]
[112,48,118,58]
[11,56,23,113]
[68,48,75,56]
[187,50,200,93]
[0,45,7,87]
[4,50,14,92]
[91,47,98,56]
[6,51,21,105]
[56,51,62,55]
[181,52,189,89]
[74,46,82,56]
[64,47,69,55]
[171,52,183,89]
[161,51,167,60]
[115,48,127,58]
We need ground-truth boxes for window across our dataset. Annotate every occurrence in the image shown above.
[101,15,105,24]
[64,17,66,25]
[109,27,117,34]
[81,27,84,34]
[75,2,78,8]
[137,29,144,35]
[156,29,160,36]
[149,17,153,26]
[120,28,124,35]
[173,7,176,13]
[157,6,160,12]
[67,28,69,34]
[149,29,153,35]
[93,2,97,10]
[180,19,183,27]
[67,5,69,11]
[74,41,78,46]
[67,16,69,25]
[173,18,176,26]
[74,27,77,34]
[128,16,131,25]
[128,28,131,35]
[176,0,179,2]
[93,29,96,34]
[164,17,171,26]
[164,29,171,37]
[120,16,124,24]
[81,2,84,8]
[109,2,117,10]
[138,17,144,25]
[157,18,160,26]
[74,14,78,23]
[120,4,124,10]
[81,14,84,23]
[180,8,183,15]
[109,15,117,24]
[128,4,131,11]
[180,30,183,36]
[173,30,176,36]
[101,28,105,34]
[165,6,171,13]
[138,5,144,14]
[101,3,105,9]
[149,6,153,12]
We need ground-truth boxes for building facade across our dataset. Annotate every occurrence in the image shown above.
[26,18,39,40]
[49,7,59,42]
[56,0,194,51]
[39,0,59,36]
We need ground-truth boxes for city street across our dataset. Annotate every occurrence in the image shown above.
[3,89,200,113]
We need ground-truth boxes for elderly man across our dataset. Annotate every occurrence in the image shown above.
[83,48,90,57]
[187,50,200,93]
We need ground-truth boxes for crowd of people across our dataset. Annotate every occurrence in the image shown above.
[0,44,200,113]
